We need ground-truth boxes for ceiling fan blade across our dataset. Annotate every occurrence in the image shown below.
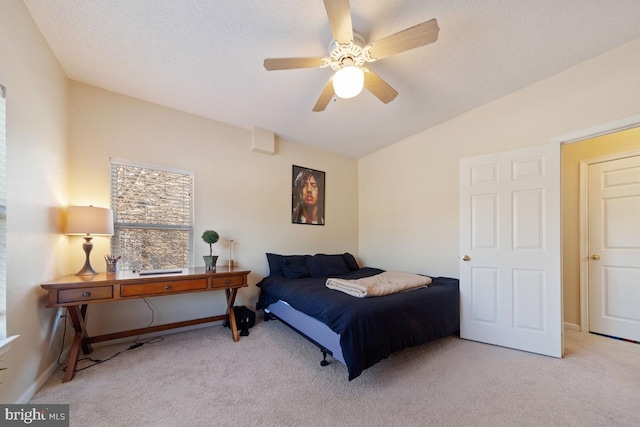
[313,79,335,112]
[364,70,398,104]
[323,0,354,44]
[367,19,439,60]
[263,57,325,71]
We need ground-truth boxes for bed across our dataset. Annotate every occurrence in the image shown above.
[256,253,460,380]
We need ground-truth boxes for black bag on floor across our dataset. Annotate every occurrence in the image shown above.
[228,305,255,336]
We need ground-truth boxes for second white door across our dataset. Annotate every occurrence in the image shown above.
[588,155,640,342]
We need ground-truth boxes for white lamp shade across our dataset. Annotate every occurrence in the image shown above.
[332,66,364,99]
[66,206,114,236]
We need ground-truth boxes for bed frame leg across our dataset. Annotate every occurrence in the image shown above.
[320,350,329,367]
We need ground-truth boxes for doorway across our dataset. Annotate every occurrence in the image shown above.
[560,124,640,340]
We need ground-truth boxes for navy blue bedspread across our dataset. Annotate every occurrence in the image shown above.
[256,268,460,380]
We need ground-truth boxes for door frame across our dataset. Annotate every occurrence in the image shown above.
[549,114,640,333]
[578,149,640,332]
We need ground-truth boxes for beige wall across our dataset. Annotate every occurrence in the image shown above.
[561,127,640,326]
[0,0,69,403]
[359,38,640,326]
[67,82,359,337]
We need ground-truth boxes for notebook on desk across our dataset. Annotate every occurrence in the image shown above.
[138,268,184,276]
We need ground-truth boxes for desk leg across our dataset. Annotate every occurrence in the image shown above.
[225,288,240,342]
[79,304,92,354]
[64,304,93,383]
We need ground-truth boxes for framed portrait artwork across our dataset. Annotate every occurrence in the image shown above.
[291,165,325,225]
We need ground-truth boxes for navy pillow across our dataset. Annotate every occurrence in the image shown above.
[308,254,351,277]
[342,252,360,271]
[281,255,311,279]
[266,253,284,276]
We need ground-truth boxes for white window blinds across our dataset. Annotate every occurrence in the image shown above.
[110,159,194,271]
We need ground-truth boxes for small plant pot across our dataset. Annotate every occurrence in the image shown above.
[203,255,218,271]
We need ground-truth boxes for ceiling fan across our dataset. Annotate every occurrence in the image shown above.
[263,0,439,112]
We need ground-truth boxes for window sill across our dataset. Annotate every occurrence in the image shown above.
[0,335,19,357]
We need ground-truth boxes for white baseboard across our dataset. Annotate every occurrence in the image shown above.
[564,322,581,331]
[15,347,70,404]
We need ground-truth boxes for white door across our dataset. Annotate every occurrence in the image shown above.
[588,155,640,342]
[459,143,562,357]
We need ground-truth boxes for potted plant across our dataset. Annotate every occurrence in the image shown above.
[201,230,219,271]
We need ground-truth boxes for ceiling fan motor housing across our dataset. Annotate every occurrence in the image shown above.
[327,32,371,71]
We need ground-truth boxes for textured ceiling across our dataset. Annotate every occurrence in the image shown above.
[22,0,640,158]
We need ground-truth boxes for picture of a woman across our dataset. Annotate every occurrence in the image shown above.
[292,166,325,225]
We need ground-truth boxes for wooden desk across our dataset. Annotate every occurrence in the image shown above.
[41,267,250,382]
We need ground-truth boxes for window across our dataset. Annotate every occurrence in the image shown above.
[110,158,194,271]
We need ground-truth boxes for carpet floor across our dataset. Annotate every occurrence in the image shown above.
[31,319,640,426]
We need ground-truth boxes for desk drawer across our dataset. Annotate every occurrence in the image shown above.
[212,275,245,288]
[58,286,114,304]
[120,278,208,297]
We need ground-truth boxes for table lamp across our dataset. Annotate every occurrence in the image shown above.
[66,205,114,275]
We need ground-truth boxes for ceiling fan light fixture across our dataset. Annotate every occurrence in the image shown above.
[332,66,364,99]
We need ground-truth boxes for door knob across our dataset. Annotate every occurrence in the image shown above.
[590,254,600,260]
[462,255,471,262]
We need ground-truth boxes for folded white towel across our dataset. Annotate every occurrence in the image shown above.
[325,271,432,298]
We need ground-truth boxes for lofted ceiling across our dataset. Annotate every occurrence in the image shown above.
[22,0,640,158]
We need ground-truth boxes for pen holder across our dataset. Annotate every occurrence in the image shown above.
[106,260,119,273]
